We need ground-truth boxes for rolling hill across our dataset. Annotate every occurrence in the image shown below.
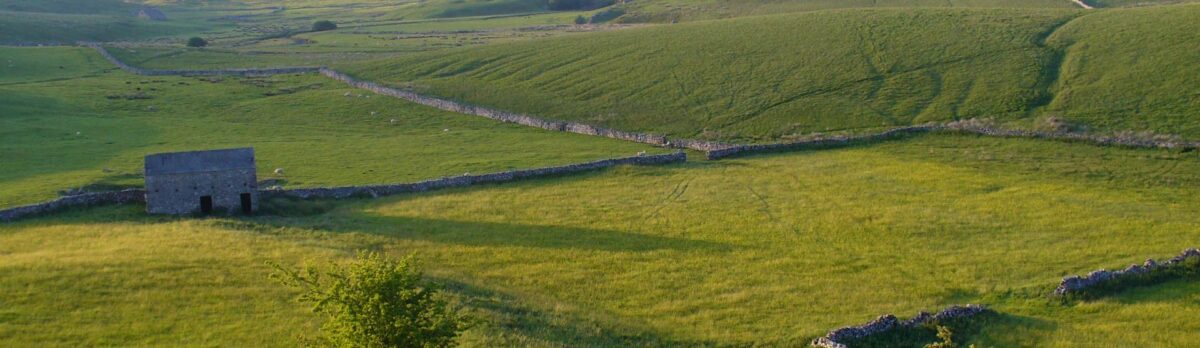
[347,8,1079,142]
[347,4,1200,142]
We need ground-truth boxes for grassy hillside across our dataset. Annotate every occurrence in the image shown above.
[349,5,1200,142]
[1044,4,1200,136]
[0,47,662,208]
[609,0,1076,23]
[3,134,1200,346]
[348,9,1078,142]
[1089,0,1200,6]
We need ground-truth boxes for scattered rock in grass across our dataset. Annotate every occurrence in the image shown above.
[273,168,285,176]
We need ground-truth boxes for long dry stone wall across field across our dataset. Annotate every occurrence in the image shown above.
[709,121,1200,160]
[318,68,733,152]
[0,189,146,223]
[0,153,685,223]
[264,152,687,200]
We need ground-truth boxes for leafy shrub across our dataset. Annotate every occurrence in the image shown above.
[574,15,587,25]
[313,20,338,32]
[186,37,207,47]
[925,325,957,348]
[271,252,469,347]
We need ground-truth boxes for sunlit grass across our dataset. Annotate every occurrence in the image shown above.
[3,135,1199,346]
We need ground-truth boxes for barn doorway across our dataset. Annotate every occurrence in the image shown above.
[240,193,253,215]
[199,196,214,214]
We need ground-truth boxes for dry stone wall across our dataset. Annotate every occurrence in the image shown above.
[811,304,989,348]
[0,189,145,223]
[708,120,1200,160]
[263,152,686,200]
[1054,248,1200,297]
[318,68,733,152]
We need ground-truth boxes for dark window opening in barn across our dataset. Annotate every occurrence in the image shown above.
[240,193,253,215]
[200,196,214,214]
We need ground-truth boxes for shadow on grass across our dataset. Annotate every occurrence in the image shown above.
[252,209,733,253]
[432,276,722,347]
[848,311,1056,348]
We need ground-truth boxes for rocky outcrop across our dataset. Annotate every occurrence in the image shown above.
[0,189,146,223]
[1054,248,1200,296]
[811,304,989,348]
[263,152,686,200]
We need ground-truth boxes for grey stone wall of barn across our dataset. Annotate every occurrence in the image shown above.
[145,169,259,215]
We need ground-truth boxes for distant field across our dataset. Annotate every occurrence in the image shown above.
[347,8,1079,142]
[0,47,663,208]
[3,134,1199,346]
[610,0,1076,23]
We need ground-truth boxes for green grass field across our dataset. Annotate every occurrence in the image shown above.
[346,4,1200,143]
[609,0,1076,23]
[3,134,1199,346]
[0,47,663,209]
[4,1,1200,347]
[347,8,1079,142]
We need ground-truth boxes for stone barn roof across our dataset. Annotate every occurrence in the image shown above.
[145,148,256,176]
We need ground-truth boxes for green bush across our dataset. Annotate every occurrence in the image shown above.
[271,252,469,347]
[574,15,587,25]
[313,20,338,32]
[185,37,207,47]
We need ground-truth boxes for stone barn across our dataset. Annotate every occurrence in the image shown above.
[144,148,258,215]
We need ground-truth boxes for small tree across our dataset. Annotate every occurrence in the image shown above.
[313,20,338,32]
[574,15,587,25]
[271,252,468,347]
[186,37,208,48]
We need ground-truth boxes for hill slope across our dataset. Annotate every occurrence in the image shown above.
[348,8,1078,142]
[349,5,1200,142]
[1044,4,1200,136]
[608,0,1076,23]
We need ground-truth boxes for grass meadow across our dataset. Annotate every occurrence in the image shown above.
[3,134,1199,346]
[347,4,1200,143]
[347,8,1078,142]
[0,46,663,208]
[3,2,1200,347]
[610,0,1075,23]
